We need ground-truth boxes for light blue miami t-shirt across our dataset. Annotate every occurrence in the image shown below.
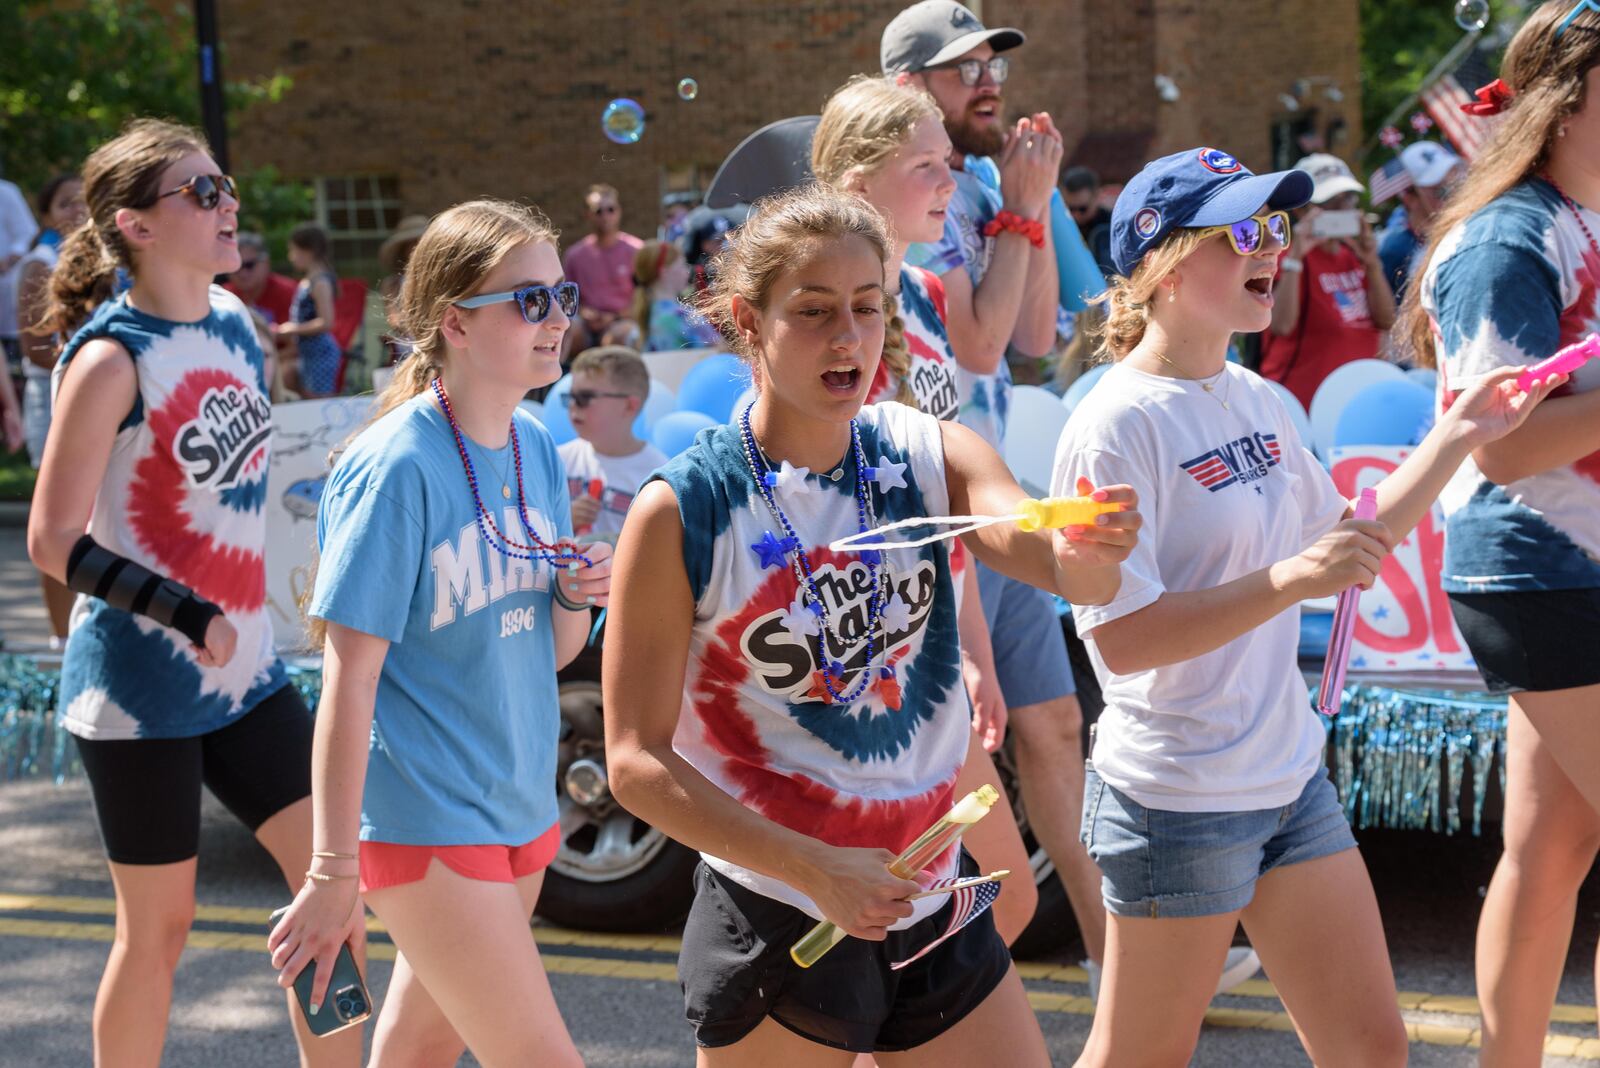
[310,391,572,846]
[907,163,1012,451]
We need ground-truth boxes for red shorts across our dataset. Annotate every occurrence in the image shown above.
[358,822,561,894]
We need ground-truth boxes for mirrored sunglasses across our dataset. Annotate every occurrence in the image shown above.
[456,281,580,324]
[158,173,238,211]
[929,56,1010,86]
[1193,211,1292,256]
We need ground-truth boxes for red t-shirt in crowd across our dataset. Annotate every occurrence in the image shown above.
[1259,244,1381,408]
[224,272,297,327]
[563,232,644,316]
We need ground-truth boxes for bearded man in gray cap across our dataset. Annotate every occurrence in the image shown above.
[881,0,1262,1005]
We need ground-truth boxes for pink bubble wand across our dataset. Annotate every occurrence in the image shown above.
[1315,487,1379,717]
[1517,333,1600,391]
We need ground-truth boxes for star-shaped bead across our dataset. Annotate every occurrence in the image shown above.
[766,460,811,497]
[807,669,836,704]
[778,597,820,640]
[751,531,789,569]
[882,593,912,633]
[869,458,907,492]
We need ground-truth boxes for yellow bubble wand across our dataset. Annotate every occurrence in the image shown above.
[790,784,1001,968]
[830,495,1121,554]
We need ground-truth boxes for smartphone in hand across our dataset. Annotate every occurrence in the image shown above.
[1311,209,1362,239]
[268,906,372,1037]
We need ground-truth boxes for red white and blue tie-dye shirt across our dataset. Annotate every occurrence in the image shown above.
[53,287,285,739]
[865,266,960,422]
[1423,178,1600,592]
[651,403,968,926]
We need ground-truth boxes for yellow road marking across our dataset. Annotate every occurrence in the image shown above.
[3,891,1598,1056]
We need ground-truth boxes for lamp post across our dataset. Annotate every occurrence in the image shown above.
[194,0,229,171]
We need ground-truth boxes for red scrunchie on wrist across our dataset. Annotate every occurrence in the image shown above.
[983,211,1045,249]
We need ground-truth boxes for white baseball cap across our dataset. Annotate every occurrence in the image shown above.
[1295,153,1366,204]
[1399,142,1463,189]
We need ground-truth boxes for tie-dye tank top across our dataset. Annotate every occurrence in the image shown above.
[53,286,285,739]
[651,403,969,927]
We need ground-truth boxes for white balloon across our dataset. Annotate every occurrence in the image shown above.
[637,380,676,435]
[1308,359,1407,458]
[1005,385,1071,497]
[730,386,760,423]
[1404,366,1439,393]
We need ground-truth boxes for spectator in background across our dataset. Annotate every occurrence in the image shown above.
[1063,165,1117,279]
[1378,142,1463,302]
[557,346,667,544]
[224,232,297,326]
[629,239,719,351]
[15,173,87,647]
[275,223,341,397]
[562,183,643,359]
[1260,154,1397,408]
[0,174,40,383]
[659,192,698,244]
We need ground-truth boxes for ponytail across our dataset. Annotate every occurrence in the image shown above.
[880,293,917,408]
[40,220,117,339]
[1092,229,1208,362]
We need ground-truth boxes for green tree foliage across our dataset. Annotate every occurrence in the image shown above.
[1359,0,1524,159]
[0,0,309,248]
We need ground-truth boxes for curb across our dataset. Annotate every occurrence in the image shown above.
[0,501,28,528]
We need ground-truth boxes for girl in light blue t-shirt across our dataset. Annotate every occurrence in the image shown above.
[270,201,609,1067]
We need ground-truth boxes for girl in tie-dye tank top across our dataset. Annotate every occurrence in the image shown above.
[29,119,360,1067]
[1404,5,1600,1060]
[603,185,1139,1063]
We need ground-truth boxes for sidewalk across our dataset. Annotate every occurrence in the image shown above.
[0,507,53,652]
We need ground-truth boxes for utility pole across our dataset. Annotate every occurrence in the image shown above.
[194,0,229,171]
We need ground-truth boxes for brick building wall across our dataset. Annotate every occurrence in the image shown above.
[223,0,1359,261]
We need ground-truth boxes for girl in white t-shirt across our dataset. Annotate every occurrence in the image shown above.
[1055,147,1559,1068]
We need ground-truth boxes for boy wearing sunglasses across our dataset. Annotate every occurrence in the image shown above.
[557,346,666,542]
[1259,153,1397,408]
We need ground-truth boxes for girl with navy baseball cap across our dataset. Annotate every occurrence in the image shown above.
[1054,147,1561,1066]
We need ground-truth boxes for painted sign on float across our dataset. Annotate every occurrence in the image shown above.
[1328,446,1477,675]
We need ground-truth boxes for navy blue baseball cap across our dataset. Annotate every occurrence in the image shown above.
[1110,147,1314,277]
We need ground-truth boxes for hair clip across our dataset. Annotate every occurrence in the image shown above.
[1461,78,1514,117]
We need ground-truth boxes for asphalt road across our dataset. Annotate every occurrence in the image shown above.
[2,521,1598,1066]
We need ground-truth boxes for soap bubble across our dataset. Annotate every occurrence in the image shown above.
[1454,0,1489,33]
[677,77,699,101]
[601,98,645,145]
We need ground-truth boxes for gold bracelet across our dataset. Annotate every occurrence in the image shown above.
[304,870,357,883]
[311,850,357,860]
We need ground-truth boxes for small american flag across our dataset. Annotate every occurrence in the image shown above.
[1370,158,1412,204]
[1379,126,1404,149]
[889,878,1002,971]
[1420,49,1498,160]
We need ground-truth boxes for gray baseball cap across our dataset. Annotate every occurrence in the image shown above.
[881,0,1025,75]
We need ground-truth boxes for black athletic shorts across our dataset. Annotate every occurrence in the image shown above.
[1449,588,1600,694]
[679,849,1012,1053]
[74,685,315,865]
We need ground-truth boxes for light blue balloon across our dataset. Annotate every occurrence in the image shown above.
[1061,363,1110,415]
[540,375,577,446]
[1333,380,1435,447]
[1404,367,1438,393]
[651,410,718,458]
[676,352,750,422]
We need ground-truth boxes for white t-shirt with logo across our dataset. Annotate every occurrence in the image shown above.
[1052,362,1349,811]
[558,437,668,542]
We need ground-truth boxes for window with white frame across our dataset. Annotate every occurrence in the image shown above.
[313,176,403,276]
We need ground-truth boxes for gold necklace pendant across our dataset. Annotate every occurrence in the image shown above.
[502,484,512,499]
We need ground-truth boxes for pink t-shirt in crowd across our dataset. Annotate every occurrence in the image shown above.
[563,232,644,315]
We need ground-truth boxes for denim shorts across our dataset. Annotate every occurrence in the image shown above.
[1080,763,1356,918]
[976,561,1076,708]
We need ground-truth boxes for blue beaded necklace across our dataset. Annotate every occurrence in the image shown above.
[432,377,592,570]
[738,405,900,706]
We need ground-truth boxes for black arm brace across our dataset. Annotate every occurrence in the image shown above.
[65,535,223,647]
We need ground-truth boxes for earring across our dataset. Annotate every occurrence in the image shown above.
[1168,287,1177,303]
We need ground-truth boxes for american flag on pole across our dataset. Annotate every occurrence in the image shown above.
[889,878,1002,971]
[1419,48,1498,159]
[1370,157,1412,205]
